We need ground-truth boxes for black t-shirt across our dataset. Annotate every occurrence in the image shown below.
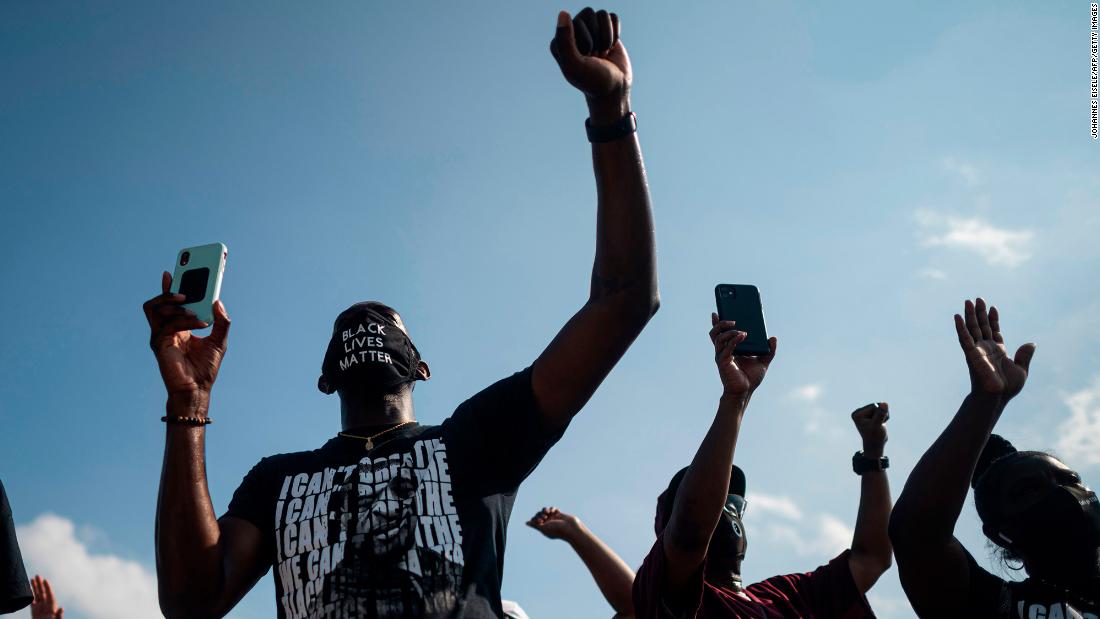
[0,479,32,613]
[224,367,564,619]
[965,550,1099,618]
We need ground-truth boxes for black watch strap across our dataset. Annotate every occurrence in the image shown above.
[852,451,889,475]
[585,112,637,143]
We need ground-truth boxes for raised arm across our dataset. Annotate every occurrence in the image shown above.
[533,8,659,429]
[527,507,636,617]
[144,272,267,618]
[847,403,893,593]
[889,298,1035,616]
[662,315,776,594]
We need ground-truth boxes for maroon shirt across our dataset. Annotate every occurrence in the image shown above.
[633,535,876,619]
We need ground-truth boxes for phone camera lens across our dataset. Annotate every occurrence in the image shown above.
[180,251,190,266]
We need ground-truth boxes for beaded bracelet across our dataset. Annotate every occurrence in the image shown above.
[161,415,213,426]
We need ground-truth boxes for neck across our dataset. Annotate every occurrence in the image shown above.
[340,387,416,431]
[1029,551,1100,599]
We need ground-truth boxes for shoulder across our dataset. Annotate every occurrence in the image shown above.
[238,440,348,480]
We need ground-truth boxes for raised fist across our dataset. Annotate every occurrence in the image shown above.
[550,8,631,122]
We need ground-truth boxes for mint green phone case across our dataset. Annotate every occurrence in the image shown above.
[170,243,227,326]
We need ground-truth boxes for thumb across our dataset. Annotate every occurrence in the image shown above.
[1014,343,1036,372]
[56,610,64,619]
[550,11,582,70]
[208,300,232,350]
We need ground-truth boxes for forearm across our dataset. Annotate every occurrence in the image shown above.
[156,395,224,616]
[565,522,636,614]
[891,393,1003,546]
[850,442,893,572]
[667,394,746,552]
[587,99,658,313]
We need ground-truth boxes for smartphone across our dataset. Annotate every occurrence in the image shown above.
[714,284,771,356]
[170,243,227,325]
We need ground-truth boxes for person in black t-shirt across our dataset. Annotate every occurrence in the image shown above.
[143,8,658,618]
[890,298,1100,618]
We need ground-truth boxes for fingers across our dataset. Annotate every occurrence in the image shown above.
[573,9,595,55]
[550,11,583,69]
[207,300,232,350]
[964,299,983,343]
[30,575,41,604]
[594,9,613,53]
[989,306,1004,343]
[874,402,890,423]
[42,577,55,604]
[718,331,748,360]
[851,402,889,426]
[761,336,778,365]
[1014,343,1036,372]
[954,314,975,350]
[610,12,620,46]
[715,329,745,348]
[57,609,65,619]
[975,298,993,340]
[709,319,737,343]
[851,403,877,420]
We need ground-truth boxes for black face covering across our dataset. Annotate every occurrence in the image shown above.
[998,486,1100,580]
[706,494,749,582]
[320,304,422,393]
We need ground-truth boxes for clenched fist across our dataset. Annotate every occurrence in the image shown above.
[550,7,631,124]
[851,403,889,458]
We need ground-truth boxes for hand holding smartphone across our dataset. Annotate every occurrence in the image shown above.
[170,243,227,325]
[714,284,770,356]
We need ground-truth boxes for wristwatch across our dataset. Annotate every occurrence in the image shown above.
[852,451,889,475]
[585,112,637,143]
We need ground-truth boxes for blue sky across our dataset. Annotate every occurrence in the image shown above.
[2,2,1098,618]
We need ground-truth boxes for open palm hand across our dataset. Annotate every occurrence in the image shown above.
[954,298,1035,402]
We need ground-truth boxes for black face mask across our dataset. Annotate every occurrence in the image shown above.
[320,305,422,393]
[998,486,1100,580]
[707,494,748,580]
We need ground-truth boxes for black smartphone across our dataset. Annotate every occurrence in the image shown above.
[714,284,771,356]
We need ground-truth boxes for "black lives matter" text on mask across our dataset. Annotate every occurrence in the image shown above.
[320,304,423,393]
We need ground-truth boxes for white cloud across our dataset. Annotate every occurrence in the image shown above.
[750,494,853,558]
[917,267,947,280]
[759,515,853,557]
[15,514,161,619]
[1055,376,1100,467]
[746,493,803,521]
[940,157,982,186]
[790,384,823,403]
[914,209,1034,267]
[816,514,855,554]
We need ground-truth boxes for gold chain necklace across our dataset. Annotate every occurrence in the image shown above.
[338,421,415,450]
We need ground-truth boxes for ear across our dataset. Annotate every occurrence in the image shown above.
[416,360,431,381]
[318,374,336,395]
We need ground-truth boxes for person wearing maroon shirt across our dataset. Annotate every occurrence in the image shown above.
[632,314,893,619]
